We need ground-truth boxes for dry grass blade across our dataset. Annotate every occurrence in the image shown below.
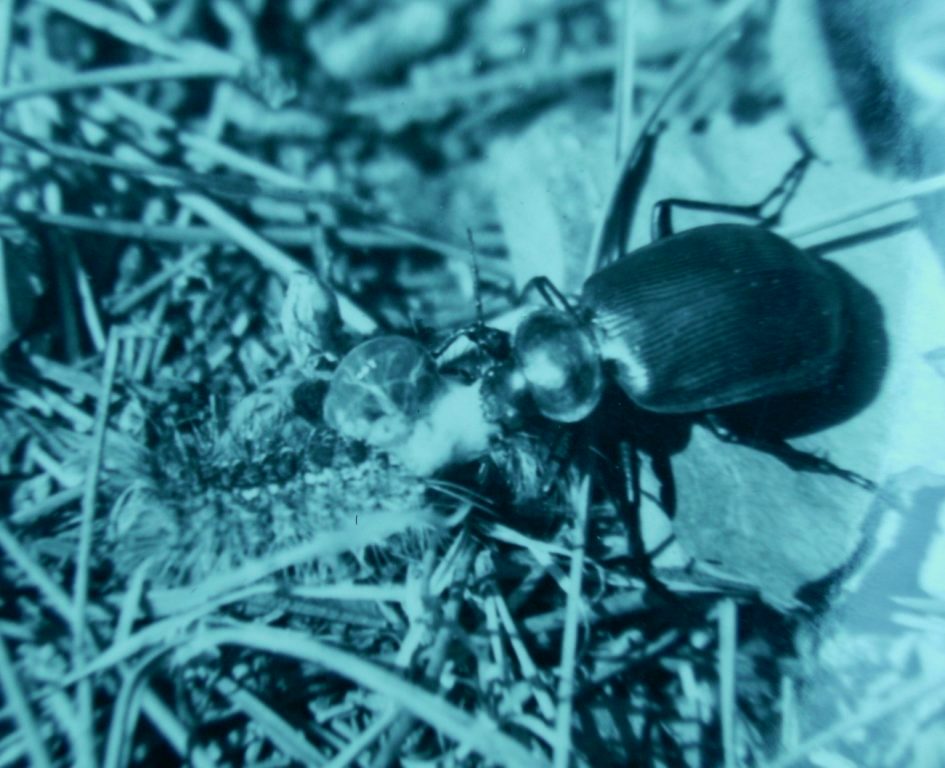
[0,520,74,620]
[323,708,398,768]
[73,331,120,643]
[4,2,940,765]
[215,678,327,766]
[184,623,543,768]
[552,476,591,768]
[614,0,640,161]
[0,496,213,765]
[137,690,216,768]
[0,634,53,768]
[779,170,945,243]
[101,651,162,768]
[586,0,762,277]
[345,48,645,117]
[176,193,378,334]
[766,671,945,768]
[718,599,738,768]
[0,60,241,107]
[147,511,425,615]
[370,540,476,767]
[34,0,237,69]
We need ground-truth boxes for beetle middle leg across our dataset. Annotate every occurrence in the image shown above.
[650,130,816,240]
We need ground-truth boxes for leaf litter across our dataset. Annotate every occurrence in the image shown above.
[1,1,945,766]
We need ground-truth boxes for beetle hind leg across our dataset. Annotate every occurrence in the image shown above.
[702,417,876,492]
[650,131,816,240]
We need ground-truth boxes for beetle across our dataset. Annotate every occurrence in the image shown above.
[319,141,879,491]
[478,222,845,427]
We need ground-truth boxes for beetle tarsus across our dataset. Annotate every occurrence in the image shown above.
[703,419,877,492]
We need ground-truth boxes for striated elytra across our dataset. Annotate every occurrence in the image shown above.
[501,223,846,423]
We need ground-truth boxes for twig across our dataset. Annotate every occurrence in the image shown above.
[323,708,398,768]
[778,171,945,243]
[718,599,738,768]
[0,0,14,87]
[552,476,591,768]
[184,623,543,768]
[587,0,762,277]
[34,0,238,70]
[765,672,945,768]
[73,330,120,640]
[0,635,52,768]
[0,520,74,621]
[0,60,241,106]
[72,330,121,768]
[370,541,477,767]
[613,0,639,161]
[346,48,661,118]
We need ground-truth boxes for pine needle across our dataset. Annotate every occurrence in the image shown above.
[614,0,640,161]
[0,634,53,768]
[0,60,241,107]
[73,330,121,644]
[718,598,739,768]
[34,0,238,70]
[216,677,327,766]
[185,623,543,768]
[778,170,945,243]
[552,476,591,768]
[766,671,945,768]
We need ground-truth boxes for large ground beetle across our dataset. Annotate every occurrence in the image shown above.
[322,137,882,500]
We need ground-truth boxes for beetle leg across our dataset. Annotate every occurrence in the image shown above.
[701,416,876,491]
[650,136,816,240]
[539,427,576,496]
[432,327,474,359]
[518,275,574,312]
[650,198,763,240]
[433,324,510,361]
[755,134,816,226]
[615,439,675,597]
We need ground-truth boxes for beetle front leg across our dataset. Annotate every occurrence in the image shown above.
[517,275,574,313]
[610,438,674,598]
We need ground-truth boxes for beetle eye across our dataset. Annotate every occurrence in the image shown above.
[514,308,603,423]
[323,336,442,448]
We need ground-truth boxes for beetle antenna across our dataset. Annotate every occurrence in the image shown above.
[467,228,485,333]
[466,228,488,373]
